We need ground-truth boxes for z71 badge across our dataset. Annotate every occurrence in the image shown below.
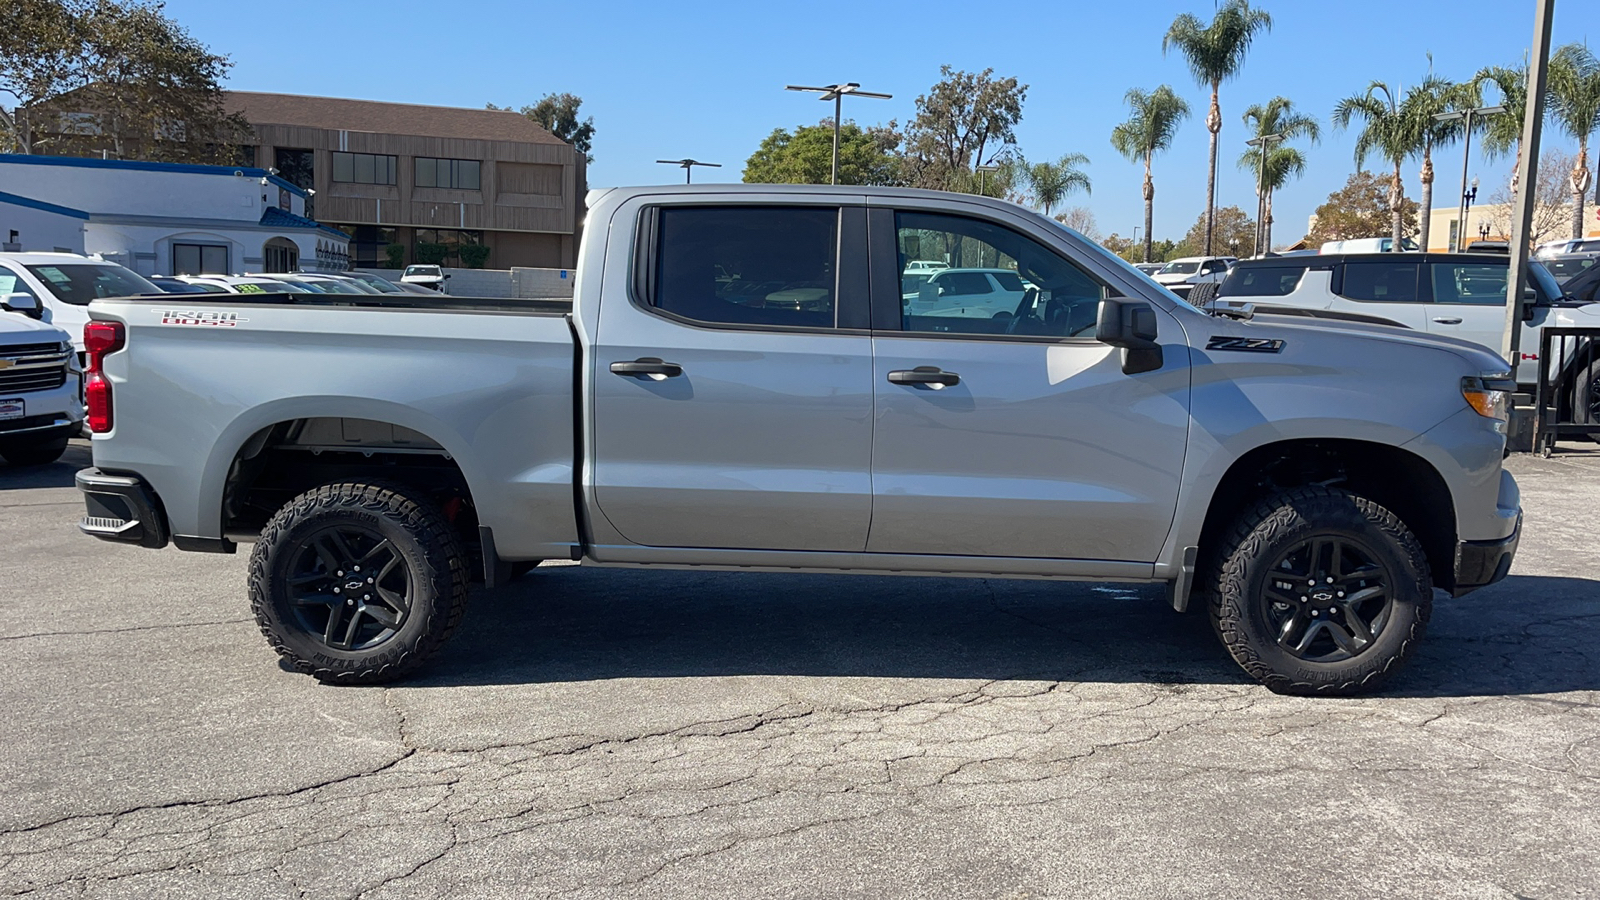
[154,310,249,327]
[1206,336,1284,353]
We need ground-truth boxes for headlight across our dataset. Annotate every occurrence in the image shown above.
[1462,374,1514,420]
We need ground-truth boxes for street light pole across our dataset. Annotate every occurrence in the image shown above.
[1502,0,1555,380]
[785,82,892,185]
[1245,133,1284,256]
[656,158,722,184]
[1433,105,1505,251]
[975,163,1001,196]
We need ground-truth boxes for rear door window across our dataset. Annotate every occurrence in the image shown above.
[650,206,837,329]
[1339,261,1421,303]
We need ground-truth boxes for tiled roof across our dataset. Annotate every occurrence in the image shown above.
[260,206,349,240]
[225,91,569,146]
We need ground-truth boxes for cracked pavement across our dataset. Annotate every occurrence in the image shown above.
[1,441,1596,899]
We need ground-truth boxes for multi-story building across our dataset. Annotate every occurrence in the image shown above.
[225,92,586,269]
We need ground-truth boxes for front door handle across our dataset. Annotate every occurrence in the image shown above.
[610,357,683,379]
[1432,317,1463,325]
[888,366,960,388]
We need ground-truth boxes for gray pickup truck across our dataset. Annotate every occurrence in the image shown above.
[75,185,1522,696]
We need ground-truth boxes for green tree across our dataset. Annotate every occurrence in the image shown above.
[1474,64,1531,200]
[1110,85,1190,262]
[1026,153,1090,216]
[901,66,1027,191]
[1549,43,1600,240]
[0,0,85,153]
[1162,0,1273,255]
[1236,96,1319,252]
[1333,81,1419,246]
[1181,204,1256,257]
[1403,74,1480,251]
[489,92,595,163]
[1305,170,1420,246]
[742,119,901,186]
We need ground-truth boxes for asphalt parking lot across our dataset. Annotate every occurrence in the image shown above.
[1,441,1596,899]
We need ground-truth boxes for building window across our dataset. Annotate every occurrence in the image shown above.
[338,225,400,268]
[264,238,300,273]
[331,151,397,185]
[414,229,483,267]
[173,243,229,276]
[275,148,315,216]
[415,157,481,190]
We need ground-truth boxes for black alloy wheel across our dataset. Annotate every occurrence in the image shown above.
[287,525,412,651]
[1260,535,1395,663]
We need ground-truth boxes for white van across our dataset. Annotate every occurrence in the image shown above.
[1319,237,1419,254]
[0,252,161,351]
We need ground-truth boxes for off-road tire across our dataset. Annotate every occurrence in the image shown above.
[249,481,469,684]
[1572,359,1600,440]
[0,435,69,466]
[1186,281,1221,308]
[1209,486,1432,696]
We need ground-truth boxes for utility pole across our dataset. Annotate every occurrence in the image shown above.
[1434,105,1505,251]
[655,159,721,184]
[1502,0,1555,381]
[1245,133,1284,256]
[785,83,892,185]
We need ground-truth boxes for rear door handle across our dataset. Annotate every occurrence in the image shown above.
[610,357,683,378]
[888,366,960,388]
[1432,317,1463,325]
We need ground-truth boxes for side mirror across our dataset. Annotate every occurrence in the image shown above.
[1097,299,1163,375]
[1,292,40,318]
[444,273,453,280]
[1522,287,1539,321]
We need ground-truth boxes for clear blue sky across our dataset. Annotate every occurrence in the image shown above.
[164,0,1593,245]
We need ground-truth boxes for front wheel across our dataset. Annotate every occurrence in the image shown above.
[248,482,470,684]
[1571,360,1600,440]
[1209,486,1432,696]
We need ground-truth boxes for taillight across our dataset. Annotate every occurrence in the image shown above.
[83,320,124,434]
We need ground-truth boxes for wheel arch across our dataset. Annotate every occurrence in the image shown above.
[1194,438,1458,595]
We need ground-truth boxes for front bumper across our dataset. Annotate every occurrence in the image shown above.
[0,414,78,443]
[76,467,169,549]
[1453,512,1521,597]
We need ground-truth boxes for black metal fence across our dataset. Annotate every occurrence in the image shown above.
[1533,327,1600,456]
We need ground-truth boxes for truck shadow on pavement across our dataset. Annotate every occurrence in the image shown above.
[412,566,1599,698]
[0,440,90,490]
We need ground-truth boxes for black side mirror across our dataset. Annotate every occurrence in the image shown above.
[1097,299,1163,375]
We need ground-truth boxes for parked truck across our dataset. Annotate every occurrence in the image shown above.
[75,185,1522,695]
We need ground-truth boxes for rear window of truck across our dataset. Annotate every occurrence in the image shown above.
[1218,265,1307,297]
[649,206,837,329]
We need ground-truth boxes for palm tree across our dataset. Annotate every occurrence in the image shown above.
[1549,43,1600,240]
[1475,64,1531,199]
[1163,0,1273,255]
[1333,82,1418,245]
[1111,86,1191,262]
[1237,97,1319,252]
[1403,75,1477,252]
[1027,153,1091,216]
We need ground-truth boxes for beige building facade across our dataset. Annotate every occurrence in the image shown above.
[225,92,586,269]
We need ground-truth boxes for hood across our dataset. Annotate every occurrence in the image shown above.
[0,311,73,344]
[1226,311,1510,374]
[1153,272,1195,284]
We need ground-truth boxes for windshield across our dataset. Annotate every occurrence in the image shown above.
[1159,261,1200,275]
[309,280,366,294]
[349,273,402,293]
[25,263,160,305]
[152,279,215,294]
[405,266,442,276]
[1529,261,1566,302]
[233,281,310,293]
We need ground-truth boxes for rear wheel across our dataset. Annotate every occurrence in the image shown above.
[0,435,69,466]
[1572,360,1600,438]
[1209,486,1432,696]
[248,481,469,684]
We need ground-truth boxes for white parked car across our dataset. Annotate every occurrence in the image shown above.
[401,265,449,291]
[903,267,1030,319]
[1319,237,1419,254]
[0,252,161,351]
[0,294,82,465]
[174,275,313,294]
[252,273,380,295]
[1151,256,1236,297]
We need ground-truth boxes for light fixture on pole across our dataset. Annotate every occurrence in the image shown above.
[1433,105,1505,252]
[785,82,892,185]
[1462,176,1480,246]
[656,158,721,184]
[1245,133,1285,256]
[975,163,1001,195]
